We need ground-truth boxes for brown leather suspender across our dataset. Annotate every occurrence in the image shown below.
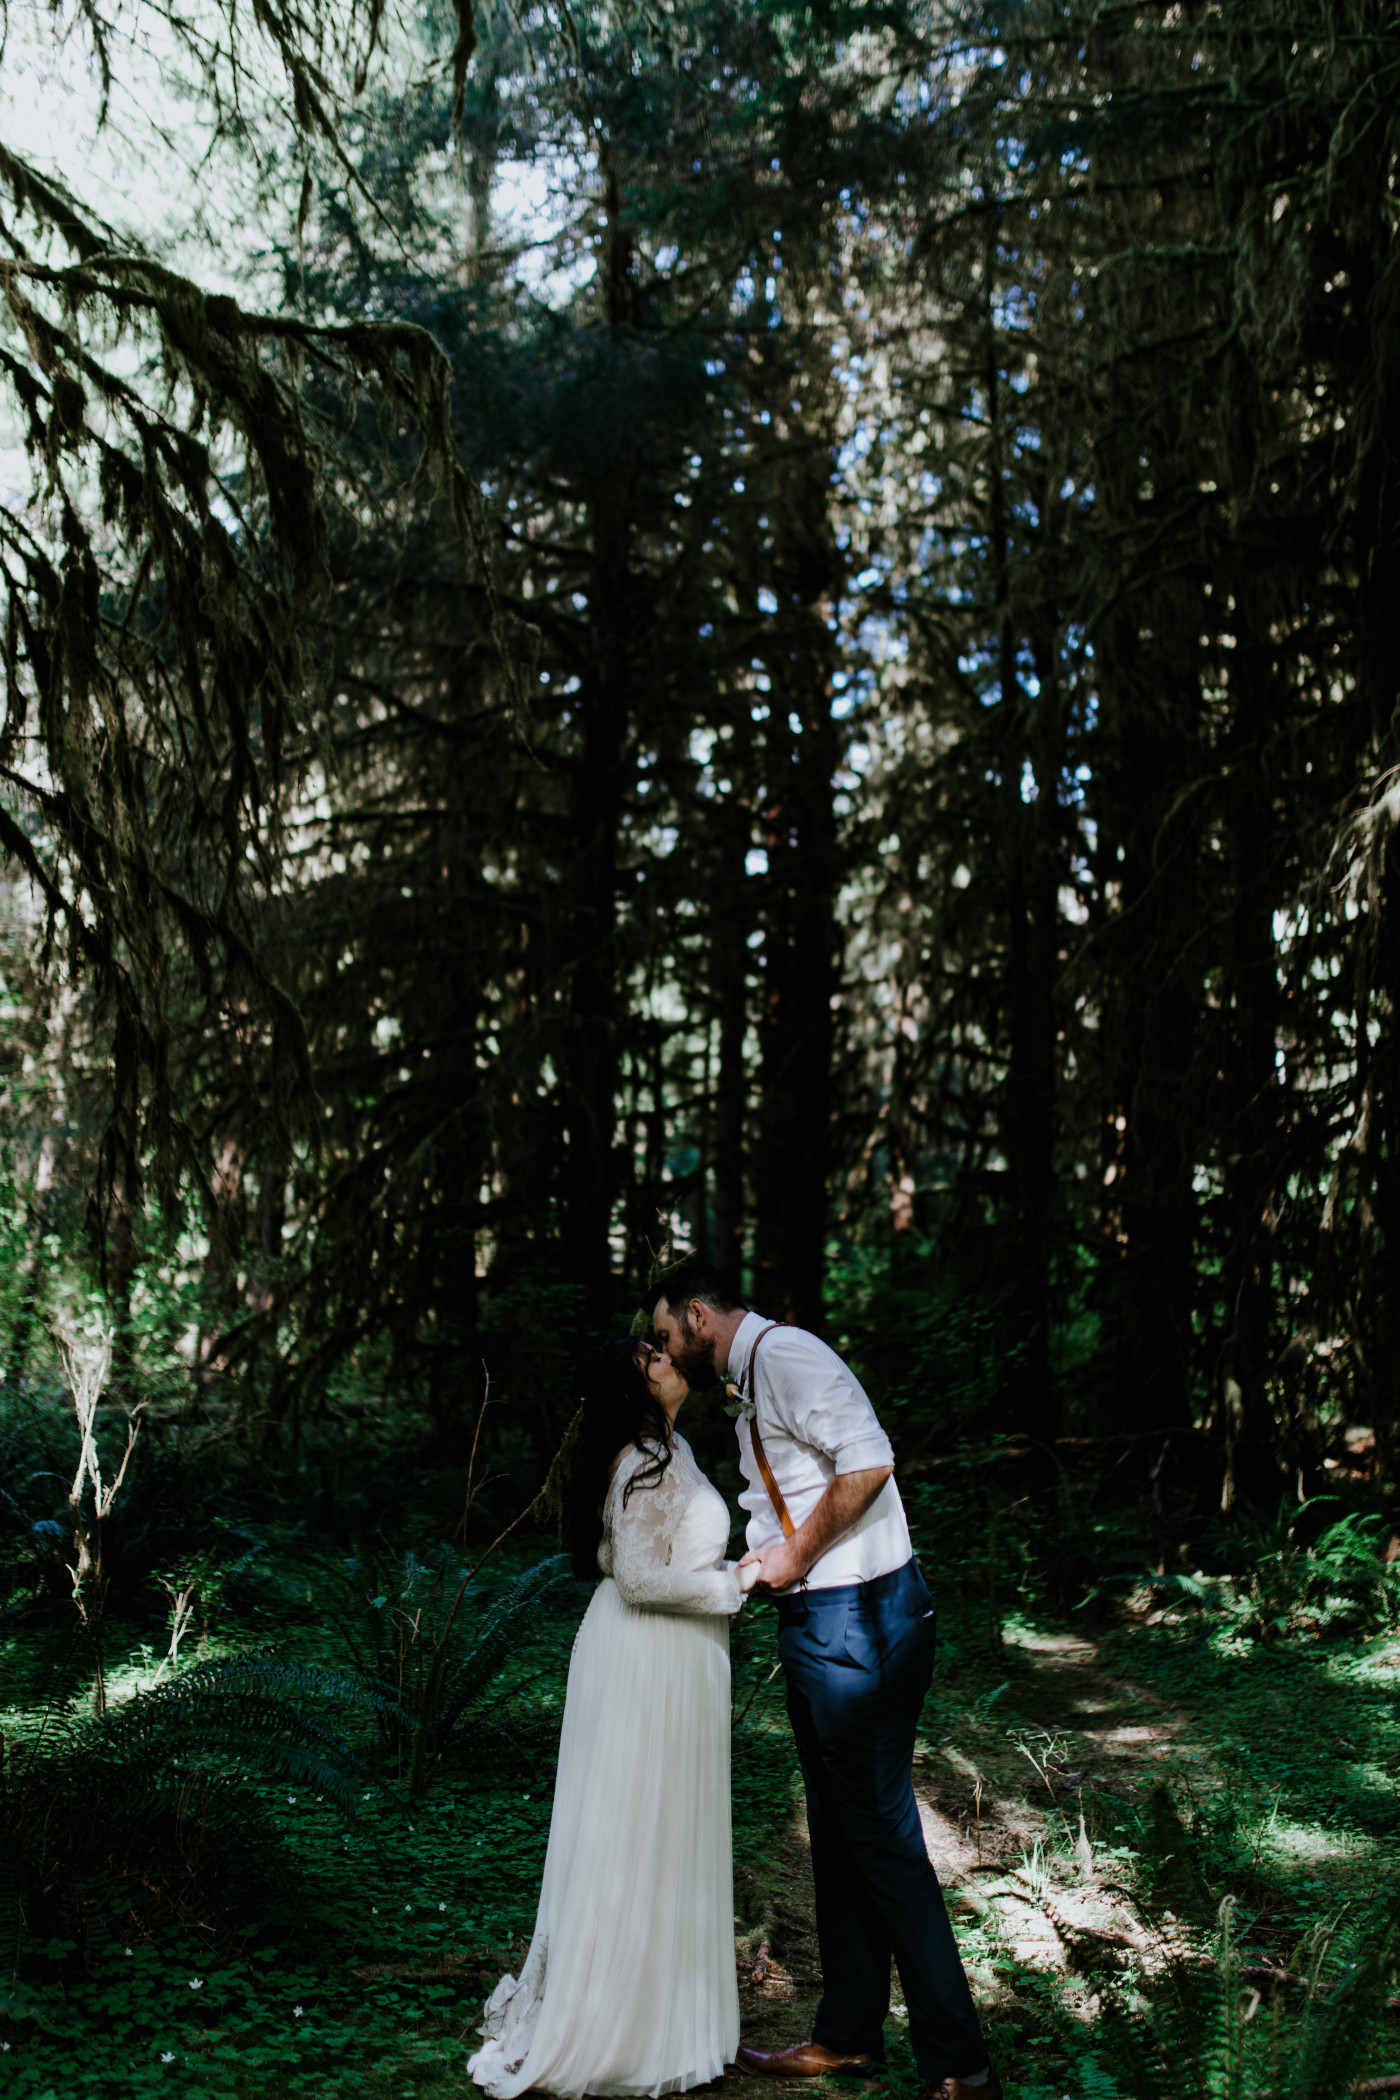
[742,1323,794,1539]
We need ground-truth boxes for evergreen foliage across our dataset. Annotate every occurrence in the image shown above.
[1,0,1400,1826]
[0,0,530,1276]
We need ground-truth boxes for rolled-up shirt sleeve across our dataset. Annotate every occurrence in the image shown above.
[760,1334,896,1474]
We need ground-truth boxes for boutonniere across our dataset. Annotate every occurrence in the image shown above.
[722,1380,755,1421]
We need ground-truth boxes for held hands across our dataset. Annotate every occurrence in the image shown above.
[737,1539,808,1594]
[735,1466,892,1598]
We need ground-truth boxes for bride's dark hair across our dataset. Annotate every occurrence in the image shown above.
[562,1338,674,1579]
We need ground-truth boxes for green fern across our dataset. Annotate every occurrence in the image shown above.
[435,1555,571,1735]
[0,1652,394,1967]
[1087,1881,1400,2098]
[1280,1890,1400,2100]
[321,1547,568,1793]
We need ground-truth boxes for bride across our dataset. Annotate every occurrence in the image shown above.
[468,1335,752,2099]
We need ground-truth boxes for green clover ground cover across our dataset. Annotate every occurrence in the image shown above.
[0,1565,801,2100]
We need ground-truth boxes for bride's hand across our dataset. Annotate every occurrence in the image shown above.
[736,1559,762,1594]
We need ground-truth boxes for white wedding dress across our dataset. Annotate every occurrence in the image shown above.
[468,1433,743,2098]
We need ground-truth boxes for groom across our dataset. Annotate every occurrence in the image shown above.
[647,1258,1000,2100]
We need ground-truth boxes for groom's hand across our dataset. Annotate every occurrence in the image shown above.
[738,1540,807,1592]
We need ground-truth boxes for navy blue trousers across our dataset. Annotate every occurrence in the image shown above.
[776,1559,987,2084]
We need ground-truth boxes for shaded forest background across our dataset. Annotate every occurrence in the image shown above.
[5,8,1400,2099]
[3,0,1400,1547]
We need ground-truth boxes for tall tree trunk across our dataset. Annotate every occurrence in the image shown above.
[197,1121,246,1396]
[561,518,626,1324]
[986,288,1057,1446]
[1340,222,1400,1488]
[1216,575,1287,1510]
[1112,983,1198,1438]
[560,148,634,1326]
[711,946,749,1284]
[1092,598,1201,1445]
[752,441,840,1332]
[108,1179,137,1395]
[710,734,755,1287]
[6,1132,56,1389]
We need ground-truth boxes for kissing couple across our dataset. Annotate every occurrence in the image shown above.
[468,1257,1002,2100]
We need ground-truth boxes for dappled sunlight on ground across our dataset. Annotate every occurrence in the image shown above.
[7,1589,1398,2098]
[1258,1820,1374,1870]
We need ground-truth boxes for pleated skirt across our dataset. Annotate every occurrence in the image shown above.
[468,1576,739,2097]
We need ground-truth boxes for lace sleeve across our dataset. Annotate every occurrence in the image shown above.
[606,1450,743,1617]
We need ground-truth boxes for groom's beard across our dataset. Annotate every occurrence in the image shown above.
[671,1327,718,1391]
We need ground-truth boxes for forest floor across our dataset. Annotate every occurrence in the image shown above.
[728,1604,1400,2100]
[5,1572,1400,2098]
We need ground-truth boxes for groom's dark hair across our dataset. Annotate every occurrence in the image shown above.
[644,1256,744,1318]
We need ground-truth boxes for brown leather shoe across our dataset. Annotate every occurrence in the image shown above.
[736,2041,881,2078]
[920,2076,1004,2100]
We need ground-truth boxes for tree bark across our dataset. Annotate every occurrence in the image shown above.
[751,441,840,1333]
[1215,574,1287,1510]
[710,728,756,1287]
[1092,594,1201,1446]
[986,286,1058,1448]
[559,146,634,1325]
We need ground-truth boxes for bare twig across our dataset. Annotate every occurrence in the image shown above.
[152,1571,201,1683]
[736,1659,784,1729]
[454,1360,496,1544]
[53,1309,140,1715]
[1017,1738,1059,1804]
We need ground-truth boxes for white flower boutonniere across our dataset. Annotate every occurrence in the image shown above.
[721,1380,755,1422]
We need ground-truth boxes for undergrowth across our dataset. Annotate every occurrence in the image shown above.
[3,1451,1399,2094]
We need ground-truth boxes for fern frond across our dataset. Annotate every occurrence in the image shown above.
[439,1554,568,1731]
[121,1653,419,1727]
[1206,1896,1245,2100]
[1283,1882,1400,2100]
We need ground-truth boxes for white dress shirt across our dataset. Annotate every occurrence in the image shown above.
[726,1310,913,1591]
